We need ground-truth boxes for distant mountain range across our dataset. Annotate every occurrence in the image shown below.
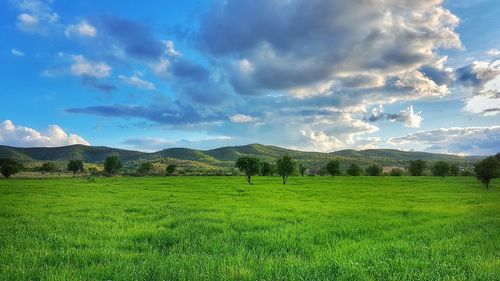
[0,144,483,171]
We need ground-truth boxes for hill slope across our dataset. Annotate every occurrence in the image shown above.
[0,144,483,171]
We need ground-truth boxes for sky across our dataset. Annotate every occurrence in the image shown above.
[0,0,499,155]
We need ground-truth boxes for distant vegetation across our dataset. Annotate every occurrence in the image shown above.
[1,144,498,188]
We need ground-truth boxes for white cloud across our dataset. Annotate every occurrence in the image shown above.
[119,73,156,90]
[163,40,181,57]
[389,126,500,155]
[14,0,60,35]
[11,48,25,57]
[366,105,423,128]
[464,95,500,116]
[229,114,256,123]
[486,48,500,57]
[0,120,90,147]
[65,20,96,38]
[70,55,111,78]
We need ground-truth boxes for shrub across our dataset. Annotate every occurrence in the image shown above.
[40,162,58,173]
[104,156,123,175]
[409,160,426,176]
[326,160,341,177]
[260,162,274,176]
[346,164,362,176]
[390,168,403,176]
[365,164,382,176]
[432,161,450,178]
[137,162,153,174]
[166,164,177,175]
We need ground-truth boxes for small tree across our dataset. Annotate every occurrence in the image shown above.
[474,156,500,189]
[137,162,153,174]
[67,160,84,175]
[409,160,426,176]
[0,159,22,178]
[40,162,58,173]
[390,168,403,176]
[166,164,177,175]
[235,157,260,184]
[104,155,123,175]
[365,164,382,176]
[432,161,450,178]
[449,163,460,176]
[276,155,295,184]
[298,163,307,176]
[326,160,341,177]
[346,163,362,176]
[260,162,274,176]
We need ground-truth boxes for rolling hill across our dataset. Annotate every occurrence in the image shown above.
[0,143,483,171]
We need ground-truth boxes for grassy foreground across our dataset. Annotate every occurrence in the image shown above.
[0,176,499,280]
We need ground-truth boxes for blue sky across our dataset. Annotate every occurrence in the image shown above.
[0,0,499,155]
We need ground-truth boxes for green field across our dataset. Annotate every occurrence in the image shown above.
[1,176,499,280]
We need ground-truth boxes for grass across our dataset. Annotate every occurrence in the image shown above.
[0,176,499,280]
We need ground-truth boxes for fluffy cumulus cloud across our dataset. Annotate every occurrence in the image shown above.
[0,120,90,147]
[65,20,96,37]
[199,0,460,100]
[389,126,500,155]
[367,105,423,128]
[70,55,111,78]
[14,0,60,35]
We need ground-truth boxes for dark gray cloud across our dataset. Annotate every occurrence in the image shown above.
[99,16,164,60]
[66,102,224,126]
[455,60,499,89]
[198,0,461,95]
[81,76,117,93]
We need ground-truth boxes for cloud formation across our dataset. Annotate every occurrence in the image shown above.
[65,20,96,37]
[14,0,60,35]
[0,120,90,147]
[70,55,111,78]
[389,126,500,155]
[119,73,155,90]
[11,48,25,57]
[367,105,423,128]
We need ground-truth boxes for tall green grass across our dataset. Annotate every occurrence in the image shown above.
[0,176,499,280]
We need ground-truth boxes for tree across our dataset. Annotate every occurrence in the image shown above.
[449,163,460,176]
[137,162,153,174]
[0,159,22,178]
[474,156,500,189]
[40,162,58,173]
[104,155,123,175]
[390,168,403,176]
[276,155,295,184]
[235,157,261,184]
[432,161,450,178]
[67,160,84,175]
[298,163,307,176]
[409,160,426,176]
[166,164,177,175]
[326,160,341,177]
[260,162,274,176]
[365,164,382,176]
[346,163,362,176]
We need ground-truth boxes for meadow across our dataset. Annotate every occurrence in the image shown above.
[0,176,499,280]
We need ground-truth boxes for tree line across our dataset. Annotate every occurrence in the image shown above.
[1,153,499,188]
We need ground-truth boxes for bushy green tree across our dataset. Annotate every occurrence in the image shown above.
[166,164,177,174]
[390,168,403,176]
[104,155,123,175]
[298,162,307,176]
[326,160,340,177]
[409,160,426,176]
[235,157,260,184]
[67,160,84,175]
[474,156,500,189]
[449,163,460,176]
[365,164,382,176]
[276,155,295,184]
[346,163,362,176]
[260,162,274,176]
[432,161,450,178]
[40,162,58,173]
[0,159,22,178]
[137,162,153,174]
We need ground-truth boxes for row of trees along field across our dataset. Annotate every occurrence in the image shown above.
[1,153,499,188]
[234,154,500,188]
